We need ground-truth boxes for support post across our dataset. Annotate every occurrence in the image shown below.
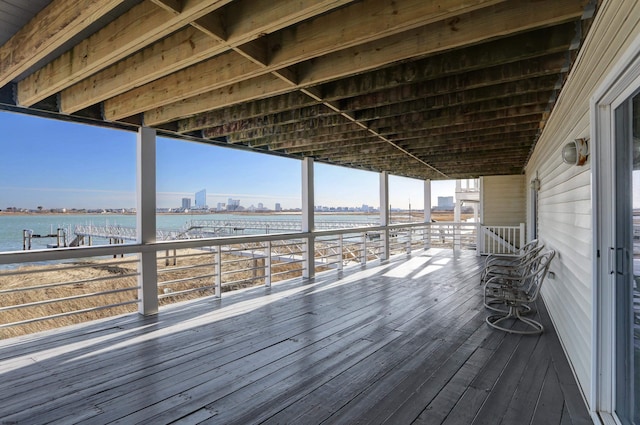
[380,171,390,260]
[454,180,462,223]
[137,126,158,316]
[424,179,431,249]
[302,157,315,279]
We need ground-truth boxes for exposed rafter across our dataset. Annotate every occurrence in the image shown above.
[0,0,597,180]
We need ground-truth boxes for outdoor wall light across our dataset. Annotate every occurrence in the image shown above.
[562,138,589,166]
[530,178,541,191]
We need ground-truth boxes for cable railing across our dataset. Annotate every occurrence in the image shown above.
[0,221,518,337]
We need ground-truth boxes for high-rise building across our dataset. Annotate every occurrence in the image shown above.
[182,198,191,210]
[275,203,282,212]
[437,196,454,209]
[227,198,240,211]
[195,189,207,209]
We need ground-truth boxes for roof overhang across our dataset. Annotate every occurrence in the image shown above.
[0,0,598,179]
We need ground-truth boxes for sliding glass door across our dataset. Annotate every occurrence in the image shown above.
[613,93,640,425]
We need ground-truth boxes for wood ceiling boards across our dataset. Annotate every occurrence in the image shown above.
[0,0,598,180]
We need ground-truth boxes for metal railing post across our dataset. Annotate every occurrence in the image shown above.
[361,233,367,265]
[454,223,461,251]
[215,247,222,298]
[265,241,272,287]
[338,235,344,271]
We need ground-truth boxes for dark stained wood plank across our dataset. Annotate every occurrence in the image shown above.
[0,249,592,425]
[499,337,553,424]
[530,359,566,424]
[470,335,545,424]
[260,303,486,425]
[537,299,593,425]
[139,256,485,423]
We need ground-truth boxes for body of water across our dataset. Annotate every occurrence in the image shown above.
[0,213,378,253]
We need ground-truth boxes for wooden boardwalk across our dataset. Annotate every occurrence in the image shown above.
[0,249,592,424]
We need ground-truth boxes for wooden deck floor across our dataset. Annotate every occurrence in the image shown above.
[0,249,592,425]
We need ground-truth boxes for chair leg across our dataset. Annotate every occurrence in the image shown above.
[486,306,544,335]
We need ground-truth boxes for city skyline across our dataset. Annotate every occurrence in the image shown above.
[0,111,456,210]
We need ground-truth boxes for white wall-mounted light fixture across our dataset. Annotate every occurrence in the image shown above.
[561,137,589,166]
[530,178,541,191]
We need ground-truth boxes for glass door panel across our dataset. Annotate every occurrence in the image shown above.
[614,93,640,425]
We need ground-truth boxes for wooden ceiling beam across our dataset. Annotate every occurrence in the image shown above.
[17,0,235,107]
[298,141,392,158]
[228,113,544,150]
[362,92,552,125]
[199,74,556,139]
[107,0,501,122]
[177,23,576,133]
[295,0,587,86]
[205,112,351,140]
[62,0,353,114]
[218,99,547,145]
[137,73,297,126]
[369,106,547,133]
[142,0,587,126]
[0,0,127,87]
[247,130,378,149]
[378,114,544,138]
[149,0,183,14]
[320,23,577,102]
[352,153,531,173]
[178,91,321,132]
[299,139,536,163]
[60,26,229,114]
[388,119,542,140]
[347,64,564,115]
[437,163,527,177]
[266,0,504,67]
[292,132,539,157]
[202,104,338,138]
[384,125,538,143]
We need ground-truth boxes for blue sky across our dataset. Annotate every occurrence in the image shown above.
[0,110,456,210]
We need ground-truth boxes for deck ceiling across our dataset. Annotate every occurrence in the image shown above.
[0,0,597,180]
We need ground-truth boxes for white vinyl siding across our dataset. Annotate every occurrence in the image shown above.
[482,175,525,226]
[525,0,640,405]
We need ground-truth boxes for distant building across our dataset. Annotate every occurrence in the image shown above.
[227,198,240,211]
[195,189,207,209]
[275,203,282,212]
[436,196,454,210]
[216,202,226,211]
[182,198,191,210]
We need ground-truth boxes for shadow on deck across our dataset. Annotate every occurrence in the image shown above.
[0,249,591,424]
